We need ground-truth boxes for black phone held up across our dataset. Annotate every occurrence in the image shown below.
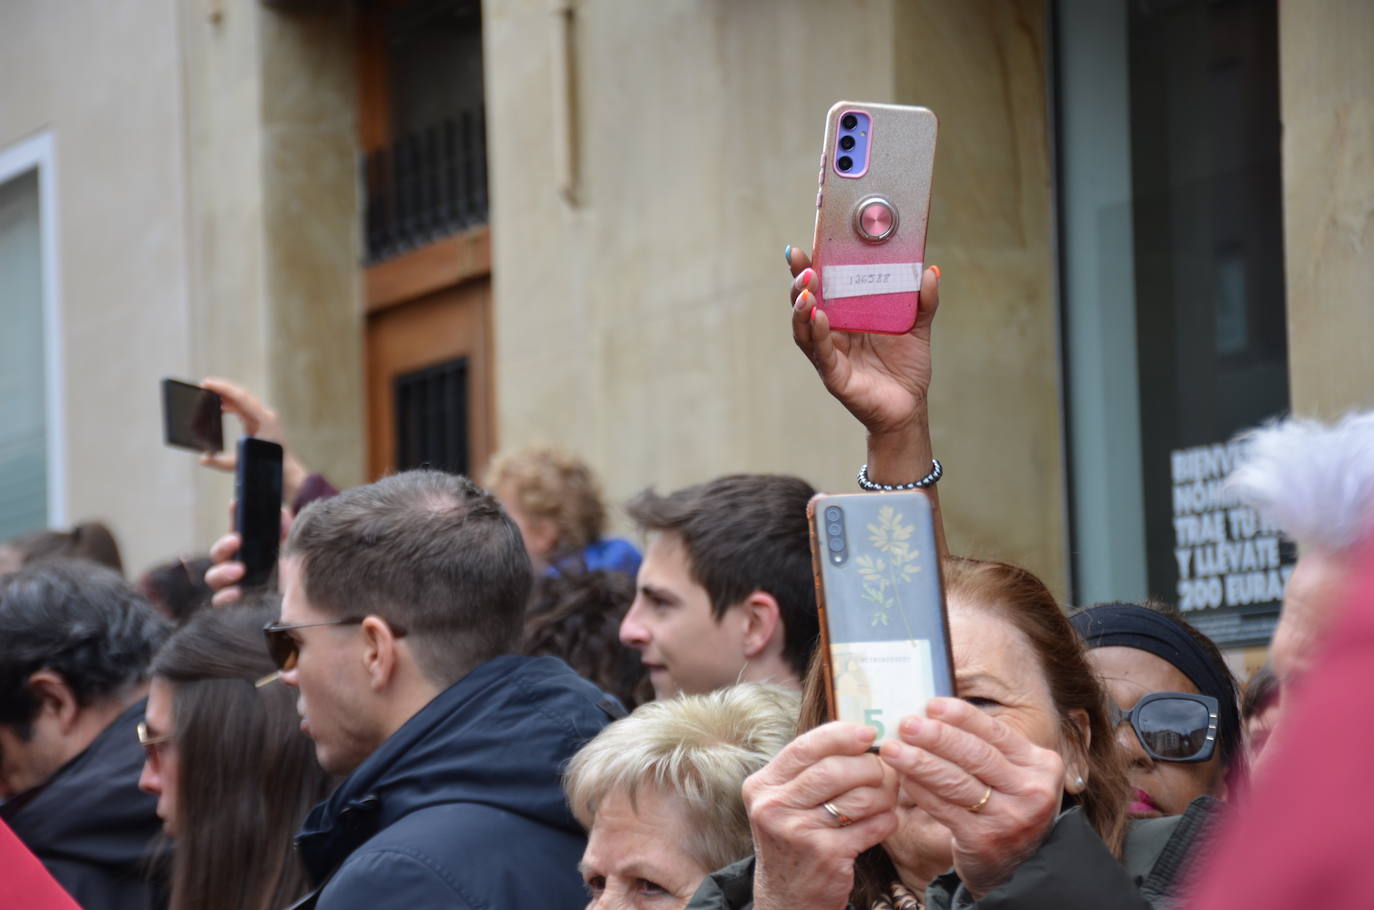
[161,378,223,453]
[235,436,283,590]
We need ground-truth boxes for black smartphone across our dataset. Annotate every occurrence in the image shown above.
[235,436,284,590]
[161,379,224,453]
[808,490,955,745]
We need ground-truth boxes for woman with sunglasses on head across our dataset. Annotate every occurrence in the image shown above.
[1070,602,1243,819]
[138,599,332,910]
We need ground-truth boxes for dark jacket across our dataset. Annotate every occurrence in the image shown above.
[0,699,166,910]
[689,800,1221,910]
[293,655,619,910]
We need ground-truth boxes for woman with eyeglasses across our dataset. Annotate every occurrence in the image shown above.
[1070,602,1243,819]
[137,599,332,910]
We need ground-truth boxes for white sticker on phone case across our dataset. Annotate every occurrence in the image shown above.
[822,262,923,300]
[830,639,937,744]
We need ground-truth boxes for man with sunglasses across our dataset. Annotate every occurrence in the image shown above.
[268,469,618,910]
[0,561,170,910]
[1071,602,1243,819]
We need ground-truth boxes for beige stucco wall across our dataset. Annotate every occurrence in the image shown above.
[1280,0,1374,418]
[1,0,197,577]
[486,0,1066,595]
[181,2,366,554]
[0,0,363,576]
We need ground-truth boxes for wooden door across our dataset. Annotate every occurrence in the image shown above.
[364,228,494,480]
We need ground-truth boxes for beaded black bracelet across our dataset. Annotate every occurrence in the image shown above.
[856,458,942,491]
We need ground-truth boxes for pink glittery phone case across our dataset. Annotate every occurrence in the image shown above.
[812,102,938,335]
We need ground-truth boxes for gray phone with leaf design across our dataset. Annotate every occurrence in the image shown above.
[808,490,954,744]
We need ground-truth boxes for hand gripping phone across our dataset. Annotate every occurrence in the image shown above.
[812,102,938,334]
[808,490,954,744]
[161,378,224,453]
[235,436,284,590]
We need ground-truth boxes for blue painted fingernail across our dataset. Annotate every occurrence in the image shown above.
[784,244,793,265]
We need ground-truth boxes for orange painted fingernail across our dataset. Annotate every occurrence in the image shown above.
[930,265,941,280]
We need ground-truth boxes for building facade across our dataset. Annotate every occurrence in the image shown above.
[1,0,1370,666]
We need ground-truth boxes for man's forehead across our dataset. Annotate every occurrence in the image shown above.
[277,556,319,622]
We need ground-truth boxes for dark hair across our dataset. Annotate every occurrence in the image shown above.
[139,556,213,624]
[284,470,533,687]
[5,521,125,575]
[1073,601,1244,790]
[0,561,168,731]
[152,599,331,910]
[523,569,648,710]
[1242,663,1279,720]
[625,474,819,678]
[800,556,1130,906]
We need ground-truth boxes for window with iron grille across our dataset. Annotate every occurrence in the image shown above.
[394,358,469,477]
[362,0,487,264]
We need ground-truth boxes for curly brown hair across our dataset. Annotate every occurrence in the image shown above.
[485,447,607,555]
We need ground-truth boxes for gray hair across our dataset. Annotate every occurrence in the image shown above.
[1227,411,1374,554]
[563,683,800,873]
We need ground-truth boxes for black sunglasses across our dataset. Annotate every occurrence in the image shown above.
[262,617,407,671]
[1108,691,1219,763]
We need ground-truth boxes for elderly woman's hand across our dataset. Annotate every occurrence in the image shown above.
[787,247,940,437]
[879,698,1066,900]
[745,722,900,910]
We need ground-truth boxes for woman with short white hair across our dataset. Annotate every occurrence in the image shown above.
[564,684,800,909]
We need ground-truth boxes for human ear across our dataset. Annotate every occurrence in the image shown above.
[739,591,782,660]
[1062,707,1092,795]
[26,671,80,735]
[359,616,399,691]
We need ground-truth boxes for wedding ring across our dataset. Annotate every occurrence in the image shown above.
[966,785,993,814]
[822,801,855,827]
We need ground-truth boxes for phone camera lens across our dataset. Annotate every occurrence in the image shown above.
[828,522,843,536]
[841,113,858,130]
[839,135,855,151]
[825,507,841,521]
[828,535,844,552]
[837,156,853,172]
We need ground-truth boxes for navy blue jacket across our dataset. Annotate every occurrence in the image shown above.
[293,655,619,909]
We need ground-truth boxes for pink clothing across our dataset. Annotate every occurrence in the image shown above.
[1186,536,1374,907]
[0,819,81,910]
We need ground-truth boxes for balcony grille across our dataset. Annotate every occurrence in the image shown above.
[363,110,487,264]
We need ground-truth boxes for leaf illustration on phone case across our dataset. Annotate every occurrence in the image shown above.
[858,507,922,627]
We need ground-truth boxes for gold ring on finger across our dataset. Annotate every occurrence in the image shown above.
[966,785,993,814]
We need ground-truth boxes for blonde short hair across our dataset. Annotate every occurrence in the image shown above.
[485,446,606,554]
[563,684,800,873]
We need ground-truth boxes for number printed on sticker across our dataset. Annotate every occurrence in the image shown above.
[822,262,922,300]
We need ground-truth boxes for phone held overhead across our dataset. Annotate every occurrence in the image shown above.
[161,378,224,453]
[811,102,937,335]
[235,436,283,590]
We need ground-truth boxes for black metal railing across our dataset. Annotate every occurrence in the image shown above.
[362,109,488,264]
[394,357,470,477]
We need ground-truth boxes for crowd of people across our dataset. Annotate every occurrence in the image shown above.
[2,244,1372,910]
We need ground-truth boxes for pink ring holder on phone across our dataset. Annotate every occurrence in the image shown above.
[812,103,938,335]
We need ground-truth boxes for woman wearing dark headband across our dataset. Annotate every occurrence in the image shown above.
[1070,603,1243,819]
